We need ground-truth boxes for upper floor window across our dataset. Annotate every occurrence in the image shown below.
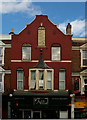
[59,69,66,90]
[39,70,44,89]
[51,46,61,61]
[22,43,31,61]
[83,51,87,66]
[82,76,87,95]
[38,26,45,47]
[31,70,36,89]
[47,71,52,89]
[74,78,81,93]
[29,69,53,90]
[17,68,24,90]
[0,73,2,91]
[0,48,2,65]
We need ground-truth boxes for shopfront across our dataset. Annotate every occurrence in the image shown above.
[8,91,71,119]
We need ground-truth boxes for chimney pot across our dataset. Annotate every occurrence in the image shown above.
[9,28,14,35]
[66,23,71,35]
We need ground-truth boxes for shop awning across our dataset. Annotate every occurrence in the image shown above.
[13,91,70,97]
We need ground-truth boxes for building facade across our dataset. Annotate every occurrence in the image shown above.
[72,37,87,119]
[1,15,87,119]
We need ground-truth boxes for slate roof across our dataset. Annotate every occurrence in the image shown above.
[31,49,52,69]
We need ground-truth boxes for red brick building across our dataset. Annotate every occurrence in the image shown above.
[1,15,87,119]
[1,15,72,119]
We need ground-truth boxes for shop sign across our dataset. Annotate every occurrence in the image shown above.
[33,98,48,105]
[75,102,87,108]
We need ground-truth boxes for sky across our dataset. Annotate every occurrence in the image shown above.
[0,0,86,37]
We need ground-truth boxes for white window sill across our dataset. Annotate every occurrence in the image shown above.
[81,66,87,67]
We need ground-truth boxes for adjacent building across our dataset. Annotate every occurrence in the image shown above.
[72,37,87,119]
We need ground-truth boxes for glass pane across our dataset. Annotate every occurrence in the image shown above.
[31,71,36,80]
[83,59,87,66]
[59,70,65,81]
[59,70,66,90]
[0,83,1,90]
[83,51,87,58]
[17,81,23,89]
[59,81,65,90]
[39,80,44,89]
[17,71,24,81]
[22,47,31,60]
[47,81,52,89]
[0,74,2,82]
[31,80,36,89]
[0,57,2,64]
[0,49,2,56]
[83,76,87,84]
[52,47,60,60]
[39,71,44,80]
[47,71,52,81]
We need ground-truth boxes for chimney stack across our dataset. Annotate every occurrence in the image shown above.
[66,23,71,35]
[9,28,14,35]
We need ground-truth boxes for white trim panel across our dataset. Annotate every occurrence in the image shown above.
[11,60,72,63]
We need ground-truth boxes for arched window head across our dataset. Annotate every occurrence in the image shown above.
[38,26,45,47]
[22,43,31,61]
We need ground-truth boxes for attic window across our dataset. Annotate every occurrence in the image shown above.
[38,26,45,47]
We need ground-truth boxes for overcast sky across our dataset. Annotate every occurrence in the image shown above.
[0,0,86,37]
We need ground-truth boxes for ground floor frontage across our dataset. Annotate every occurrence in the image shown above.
[74,96,87,119]
[2,91,71,119]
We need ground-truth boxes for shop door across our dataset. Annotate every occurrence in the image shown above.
[60,110,68,119]
[33,111,41,119]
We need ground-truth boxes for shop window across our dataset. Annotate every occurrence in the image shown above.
[59,69,66,90]
[82,51,87,66]
[17,68,24,90]
[51,46,61,61]
[29,69,53,90]
[38,26,45,47]
[22,43,31,60]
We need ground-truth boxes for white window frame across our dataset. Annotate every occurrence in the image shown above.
[29,69,54,90]
[81,75,87,94]
[47,70,52,89]
[17,70,24,90]
[80,49,87,67]
[51,46,61,61]
[0,72,5,93]
[30,70,36,90]
[39,70,44,89]
[0,47,5,66]
[59,69,66,90]
[22,44,31,61]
